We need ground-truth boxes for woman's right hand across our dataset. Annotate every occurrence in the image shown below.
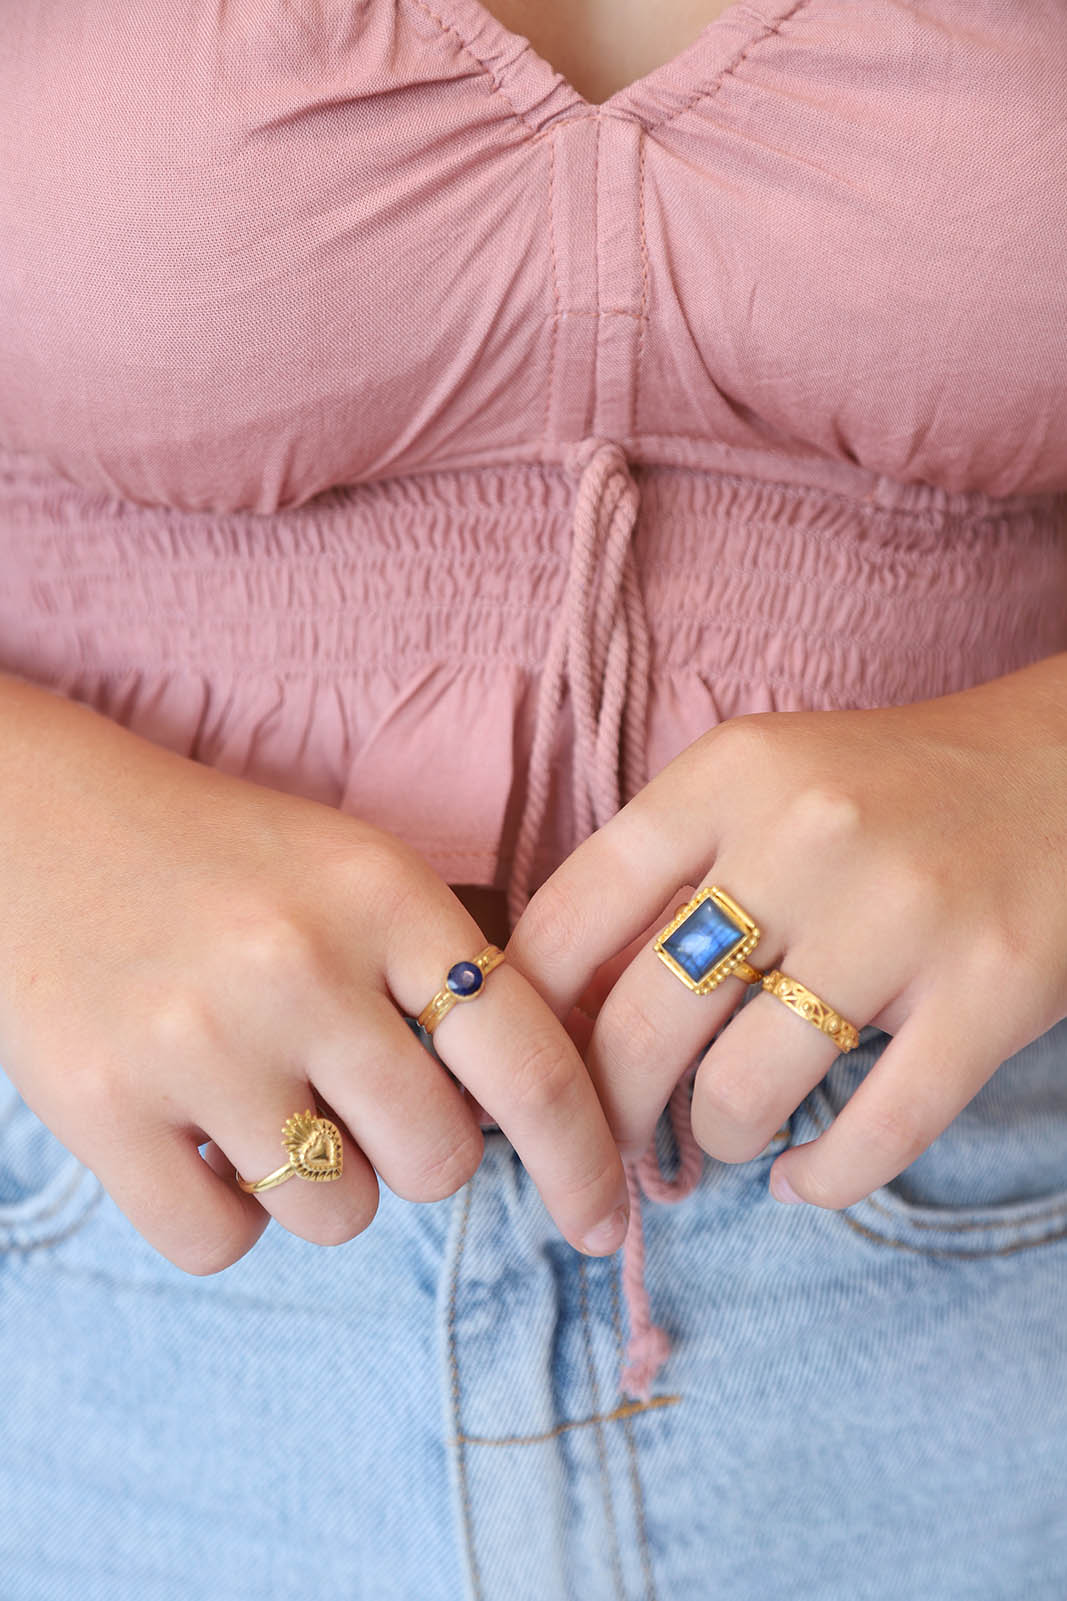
[0,680,632,1271]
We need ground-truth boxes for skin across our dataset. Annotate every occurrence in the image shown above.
[504,651,1067,1210]
[475,0,743,104]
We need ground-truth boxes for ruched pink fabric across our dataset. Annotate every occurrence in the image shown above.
[2,0,1067,1399]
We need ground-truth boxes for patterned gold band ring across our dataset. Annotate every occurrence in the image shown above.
[760,970,860,1052]
[652,885,859,1054]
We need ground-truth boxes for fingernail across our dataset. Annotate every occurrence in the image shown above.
[770,1170,804,1204]
[580,1205,630,1255]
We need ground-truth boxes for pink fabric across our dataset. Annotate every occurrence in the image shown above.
[2,0,1067,1400]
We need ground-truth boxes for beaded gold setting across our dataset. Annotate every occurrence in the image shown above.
[652,885,762,996]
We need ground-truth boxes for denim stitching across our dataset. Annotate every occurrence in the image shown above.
[457,1395,679,1447]
[445,1176,484,1600]
[802,1088,1067,1252]
[0,1178,106,1255]
[609,1252,663,1601]
[577,1254,627,1599]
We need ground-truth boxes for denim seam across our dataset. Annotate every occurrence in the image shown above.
[0,1169,104,1254]
[835,1211,1067,1260]
[444,1176,485,1601]
[803,1088,1067,1253]
[577,1254,628,1600]
[609,1257,663,1601]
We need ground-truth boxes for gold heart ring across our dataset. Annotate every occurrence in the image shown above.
[235,1109,344,1193]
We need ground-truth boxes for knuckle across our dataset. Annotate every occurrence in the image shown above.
[217,910,318,986]
[70,1056,125,1120]
[310,1189,380,1246]
[513,881,587,966]
[965,920,1021,985]
[170,1229,250,1277]
[409,1125,485,1202]
[695,1065,764,1135]
[509,1030,580,1117]
[144,988,219,1057]
[784,782,864,849]
[703,713,765,768]
[859,1097,928,1173]
[336,836,423,913]
[598,990,665,1071]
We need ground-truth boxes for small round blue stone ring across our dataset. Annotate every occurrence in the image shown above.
[415,944,508,1035]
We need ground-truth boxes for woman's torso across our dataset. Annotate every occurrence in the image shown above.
[2,0,1066,946]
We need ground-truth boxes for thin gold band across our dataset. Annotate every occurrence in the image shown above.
[235,1110,344,1193]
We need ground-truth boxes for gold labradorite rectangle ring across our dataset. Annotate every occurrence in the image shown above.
[652,885,761,995]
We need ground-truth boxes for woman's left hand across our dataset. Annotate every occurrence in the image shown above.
[504,659,1067,1208]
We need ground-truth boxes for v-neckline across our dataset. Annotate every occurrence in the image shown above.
[425,0,808,128]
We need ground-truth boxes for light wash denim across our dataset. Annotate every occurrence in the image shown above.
[2,993,1066,1600]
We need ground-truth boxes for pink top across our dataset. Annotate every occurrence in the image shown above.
[2,0,1066,1401]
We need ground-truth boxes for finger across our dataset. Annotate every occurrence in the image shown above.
[686,948,889,1168]
[94,1126,270,1275]
[504,739,728,1024]
[310,993,486,1203]
[765,994,1007,1210]
[196,1068,381,1246]
[579,902,785,1162]
[381,915,632,1257]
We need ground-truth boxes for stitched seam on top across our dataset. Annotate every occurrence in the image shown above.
[544,136,561,442]
[632,130,649,440]
[399,0,813,139]
[400,0,544,139]
[15,466,1063,524]
[641,0,816,134]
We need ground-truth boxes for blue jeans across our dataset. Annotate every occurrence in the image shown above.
[2,1003,1067,1599]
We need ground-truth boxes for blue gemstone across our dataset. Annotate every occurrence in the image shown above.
[662,897,744,984]
[446,961,483,997]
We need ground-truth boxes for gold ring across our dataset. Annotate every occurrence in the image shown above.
[235,1109,344,1193]
[760,970,859,1052]
[416,943,507,1035]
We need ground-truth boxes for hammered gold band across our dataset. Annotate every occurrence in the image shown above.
[416,943,507,1035]
[652,885,859,1054]
[236,1110,344,1193]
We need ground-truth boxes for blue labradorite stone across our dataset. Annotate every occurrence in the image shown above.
[662,897,744,983]
[446,960,483,997]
